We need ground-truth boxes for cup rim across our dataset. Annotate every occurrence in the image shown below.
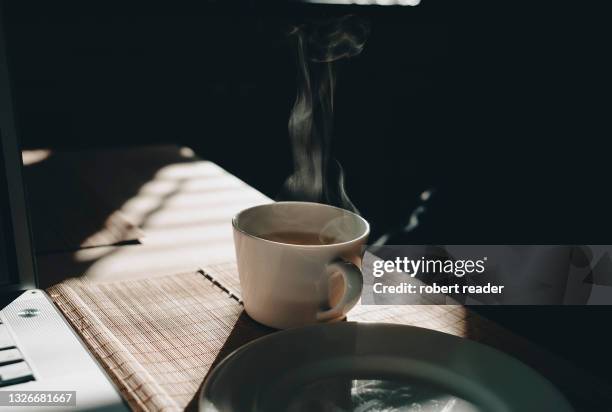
[232,201,370,248]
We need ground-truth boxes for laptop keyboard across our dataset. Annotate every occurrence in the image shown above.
[0,319,35,387]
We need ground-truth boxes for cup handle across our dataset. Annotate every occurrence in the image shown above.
[316,260,363,322]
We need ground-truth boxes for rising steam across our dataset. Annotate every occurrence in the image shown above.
[278,15,370,213]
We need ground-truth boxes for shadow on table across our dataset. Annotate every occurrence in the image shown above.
[26,145,262,287]
[24,145,192,274]
[185,310,276,412]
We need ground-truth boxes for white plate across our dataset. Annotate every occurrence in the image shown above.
[200,322,573,412]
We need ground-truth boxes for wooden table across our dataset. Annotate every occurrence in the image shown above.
[27,145,612,411]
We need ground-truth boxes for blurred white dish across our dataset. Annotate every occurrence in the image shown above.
[200,322,573,412]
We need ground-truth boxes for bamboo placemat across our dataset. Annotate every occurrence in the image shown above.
[47,271,243,412]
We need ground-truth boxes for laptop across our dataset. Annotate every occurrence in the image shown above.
[0,8,128,412]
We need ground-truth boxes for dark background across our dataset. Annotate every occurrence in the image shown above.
[3,0,612,387]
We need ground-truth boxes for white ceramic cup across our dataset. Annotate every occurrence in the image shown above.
[232,201,369,329]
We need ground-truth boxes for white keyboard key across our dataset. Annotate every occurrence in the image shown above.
[0,361,34,386]
[0,348,22,365]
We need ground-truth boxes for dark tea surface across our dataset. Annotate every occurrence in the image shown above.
[258,231,337,245]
